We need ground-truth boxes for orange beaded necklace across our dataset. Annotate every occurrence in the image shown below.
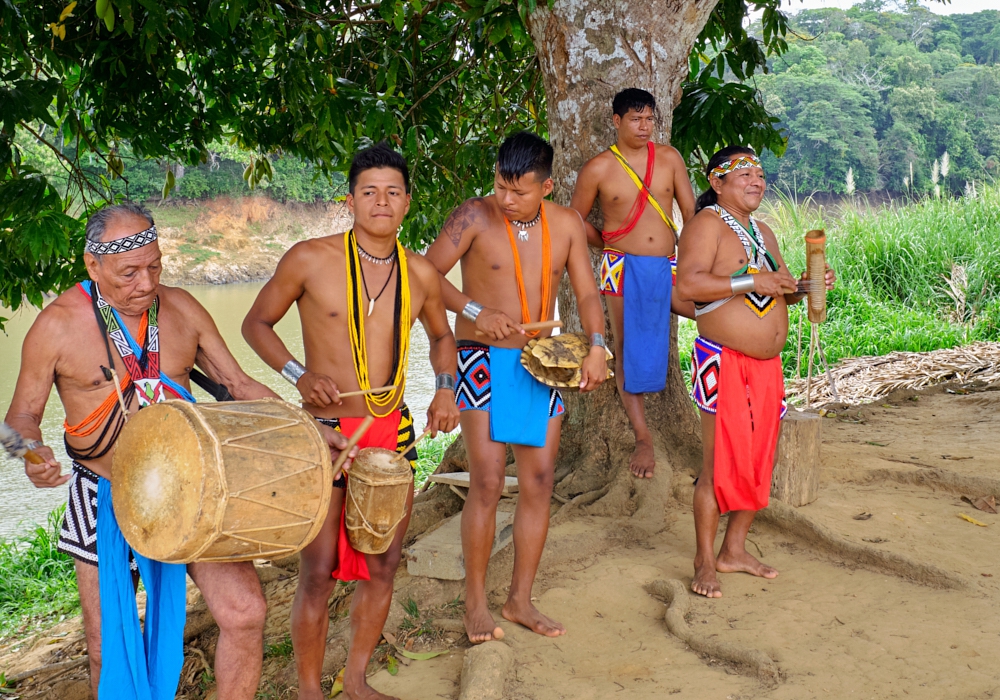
[502,202,552,338]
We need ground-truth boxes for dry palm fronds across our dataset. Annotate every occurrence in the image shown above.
[786,342,1000,406]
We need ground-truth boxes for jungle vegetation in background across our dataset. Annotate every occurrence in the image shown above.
[756,2,1000,195]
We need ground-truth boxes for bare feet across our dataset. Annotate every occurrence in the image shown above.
[692,558,722,598]
[343,679,400,700]
[629,438,655,478]
[502,600,565,637]
[716,548,779,579]
[464,604,505,644]
[297,688,327,700]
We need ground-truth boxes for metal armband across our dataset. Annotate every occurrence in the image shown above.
[462,300,484,323]
[435,373,456,392]
[730,273,756,295]
[280,359,308,387]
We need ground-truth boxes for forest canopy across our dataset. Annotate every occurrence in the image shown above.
[756,3,1000,195]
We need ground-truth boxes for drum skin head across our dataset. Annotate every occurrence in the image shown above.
[112,401,220,562]
[112,399,333,563]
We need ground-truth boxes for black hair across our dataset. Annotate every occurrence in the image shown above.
[612,88,656,118]
[496,131,554,183]
[348,141,410,194]
[695,145,758,212]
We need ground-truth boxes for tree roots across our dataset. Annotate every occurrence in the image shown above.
[645,579,780,684]
[459,640,514,700]
[756,500,969,590]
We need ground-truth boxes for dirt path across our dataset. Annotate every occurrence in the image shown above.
[5,385,1000,698]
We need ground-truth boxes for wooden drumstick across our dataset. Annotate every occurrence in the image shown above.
[475,320,562,337]
[336,385,398,399]
[392,426,434,468]
[0,422,46,464]
[331,415,375,476]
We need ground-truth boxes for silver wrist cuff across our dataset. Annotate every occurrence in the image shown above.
[590,333,606,350]
[730,273,756,295]
[435,373,456,392]
[462,300,484,323]
[280,359,308,386]
[25,440,43,451]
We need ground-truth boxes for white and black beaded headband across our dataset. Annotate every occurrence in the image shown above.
[85,225,158,255]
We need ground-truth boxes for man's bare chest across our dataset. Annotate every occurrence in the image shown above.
[55,311,199,395]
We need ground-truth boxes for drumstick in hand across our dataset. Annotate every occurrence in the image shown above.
[475,320,562,337]
[331,415,375,479]
[0,422,46,464]
[336,385,398,399]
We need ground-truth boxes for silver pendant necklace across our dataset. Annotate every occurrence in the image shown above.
[510,208,541,242]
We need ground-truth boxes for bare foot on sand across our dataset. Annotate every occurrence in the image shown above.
[502,600,566,637]
[343,680,400,700]
[692,559,723,598]
[297,689,327,700]
[629,438,655,478]
[464,605,505,644]
[716,549,779,579]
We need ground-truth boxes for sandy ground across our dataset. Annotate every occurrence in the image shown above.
[368,385,1000,700]
[5,384,1000,699]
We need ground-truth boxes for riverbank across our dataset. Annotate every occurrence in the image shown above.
[155,197,352,285]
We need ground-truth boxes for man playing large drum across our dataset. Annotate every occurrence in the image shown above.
[424,132,608,644]
[674,147,835,598]
[3,202,342,699]
[243,142,460,700]
[570,88,696,479]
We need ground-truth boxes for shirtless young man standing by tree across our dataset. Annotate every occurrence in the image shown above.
[2,202,325,699]
[571,88,696,479]
[675,147,835,598]
[425,132,608,643]
[243,143,459,700]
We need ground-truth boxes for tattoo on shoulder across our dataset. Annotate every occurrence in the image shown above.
[441,198,485,247]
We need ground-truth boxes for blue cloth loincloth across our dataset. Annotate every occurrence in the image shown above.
[487,346,553,448]
[623,254,672,393]
[97,479,187,699]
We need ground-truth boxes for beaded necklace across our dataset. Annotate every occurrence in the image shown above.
[502,202,552,338]
[344,229,410,417]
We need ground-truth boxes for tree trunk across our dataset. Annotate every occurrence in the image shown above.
[527,0,717,526]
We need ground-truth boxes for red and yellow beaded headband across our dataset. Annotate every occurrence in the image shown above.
[710,154,762,178]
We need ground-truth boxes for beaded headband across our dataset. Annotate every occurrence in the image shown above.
[85,225,158,255]
[710,154,762,178]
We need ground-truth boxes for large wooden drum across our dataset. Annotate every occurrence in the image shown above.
[112,399,332,563]
[345,447,413,554]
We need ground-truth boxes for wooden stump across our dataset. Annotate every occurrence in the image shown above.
[770,409,822,507]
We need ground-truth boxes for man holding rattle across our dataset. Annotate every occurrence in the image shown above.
[425,131,608,643]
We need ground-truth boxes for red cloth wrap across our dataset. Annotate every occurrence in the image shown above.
[602,141,655,244]
[330,410,403,581]
[713,348,784,514]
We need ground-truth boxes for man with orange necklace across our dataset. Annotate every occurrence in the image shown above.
[425,132,608,643]
[571,88,696,479]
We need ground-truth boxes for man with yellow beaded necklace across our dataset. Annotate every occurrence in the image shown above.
[243,142,460,700]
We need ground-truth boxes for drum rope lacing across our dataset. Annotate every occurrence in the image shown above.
[346,467,412,538]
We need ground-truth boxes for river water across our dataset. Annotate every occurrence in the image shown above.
[0,282,447,538]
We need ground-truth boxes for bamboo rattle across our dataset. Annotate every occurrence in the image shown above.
[805,229,828,323]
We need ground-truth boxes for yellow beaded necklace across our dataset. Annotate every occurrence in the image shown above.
[345,229,410,417]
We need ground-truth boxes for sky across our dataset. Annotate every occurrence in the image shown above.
[779,0,996,14]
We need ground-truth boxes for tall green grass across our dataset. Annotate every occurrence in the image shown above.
[0,505,80,639]
[762,186,1000,376]
[415,432,458,489]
